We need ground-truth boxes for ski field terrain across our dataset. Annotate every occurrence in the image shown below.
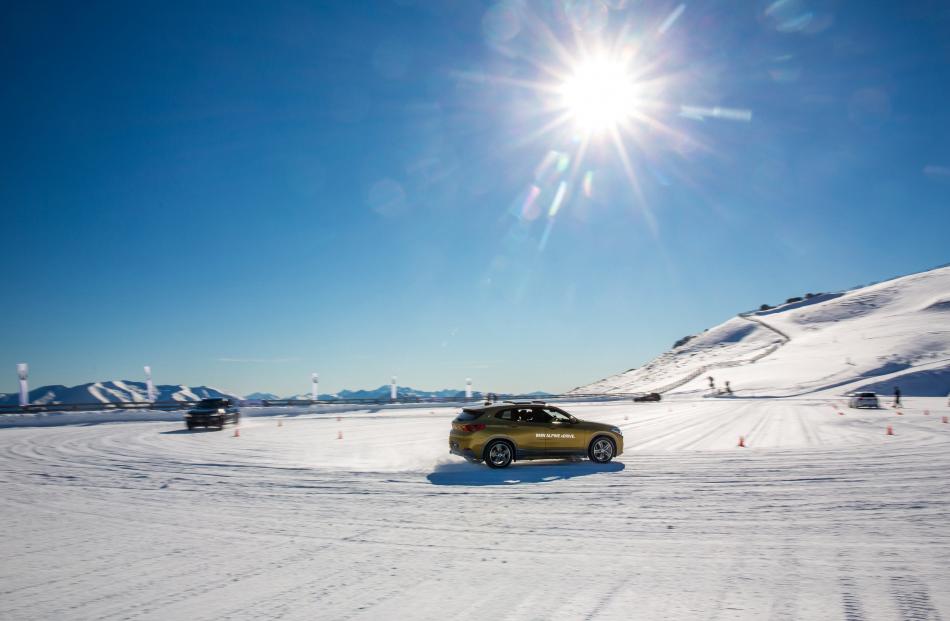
[574,265,950,398]
[2,397,949,620]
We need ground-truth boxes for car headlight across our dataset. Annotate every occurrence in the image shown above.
[610,426,623,436]
[217,408,226,414]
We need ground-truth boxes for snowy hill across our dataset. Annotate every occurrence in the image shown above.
[574,265,950,397]
[0,381,239,405]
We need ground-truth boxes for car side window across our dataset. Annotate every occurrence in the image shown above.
[512,408,534,422]
[495,409,513,420]
[529,408,552,424]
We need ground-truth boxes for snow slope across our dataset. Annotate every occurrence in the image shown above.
[2,397,949,619]
[575,265,950,397]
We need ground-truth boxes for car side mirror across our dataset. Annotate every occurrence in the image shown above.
[568,416,578,424]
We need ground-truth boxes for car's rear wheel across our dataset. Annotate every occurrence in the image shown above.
[484,440,513,469]
[589,436,615,464]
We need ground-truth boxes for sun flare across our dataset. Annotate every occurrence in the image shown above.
[462,2,753,244]
[559,56,638,135]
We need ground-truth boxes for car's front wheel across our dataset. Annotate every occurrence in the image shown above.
[589,436,615,464]
[484,440,514,469]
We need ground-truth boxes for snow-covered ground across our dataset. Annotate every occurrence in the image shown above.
[3,398,950,620]
[575,265,950,397]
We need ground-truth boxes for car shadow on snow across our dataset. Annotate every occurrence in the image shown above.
[159,428,223,434]
[426,460,625,486]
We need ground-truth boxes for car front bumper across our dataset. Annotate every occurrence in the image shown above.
[187,415,225,425]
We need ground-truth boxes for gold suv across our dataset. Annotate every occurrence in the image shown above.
[448,401,624,468]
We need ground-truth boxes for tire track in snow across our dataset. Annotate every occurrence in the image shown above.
[890,575,944,621]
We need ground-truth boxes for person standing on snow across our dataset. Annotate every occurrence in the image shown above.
[893,386,902,407]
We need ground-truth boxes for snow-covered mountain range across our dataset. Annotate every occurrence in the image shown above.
[11,266,945,406]
[0,382,552,405]
[573,265,950,397]
[0,381,238,406]
[283,386,552,401]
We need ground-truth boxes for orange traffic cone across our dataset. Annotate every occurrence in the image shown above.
[233,428,240,438]
[738,436,746,448]
[924,409,930,416]
[886,425,894,436]
[337,431,343,440]
[942,416,948,424]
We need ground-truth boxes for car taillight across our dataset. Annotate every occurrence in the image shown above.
[460,423,486,433]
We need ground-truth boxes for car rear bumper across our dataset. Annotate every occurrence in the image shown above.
[449,432,484,461]
[449,445,479,460]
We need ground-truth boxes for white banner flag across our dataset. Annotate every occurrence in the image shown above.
[16,363,29,407]
[144,366,156,401]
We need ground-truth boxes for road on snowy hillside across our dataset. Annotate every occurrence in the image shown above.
[2,398,949,620]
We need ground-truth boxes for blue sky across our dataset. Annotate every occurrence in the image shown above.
[2,1,949,396]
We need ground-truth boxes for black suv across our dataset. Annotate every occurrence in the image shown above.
[185,398,240,430]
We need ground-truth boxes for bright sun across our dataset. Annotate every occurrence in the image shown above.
[560,57,638,135]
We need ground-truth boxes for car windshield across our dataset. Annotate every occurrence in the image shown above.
[858,393,876,397]
[197,399,226,408]
[547,409,573,422]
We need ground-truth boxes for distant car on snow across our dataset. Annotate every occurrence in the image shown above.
[633,392,662,402]
[185,398,240,430]
[848,392,880,409]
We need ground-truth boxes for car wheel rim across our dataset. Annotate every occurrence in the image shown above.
[490,444,511,465]
[593,439,613,461]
